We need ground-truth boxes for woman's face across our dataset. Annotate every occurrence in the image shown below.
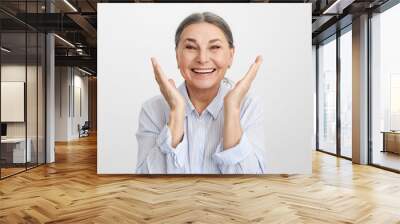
[176,22,234,91]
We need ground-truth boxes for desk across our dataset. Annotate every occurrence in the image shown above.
[382,131,400,154]
[1,138,31,163]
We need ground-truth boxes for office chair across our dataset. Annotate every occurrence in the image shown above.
[79,121,90,138]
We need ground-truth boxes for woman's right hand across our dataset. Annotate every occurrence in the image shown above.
[151,57,185,148]
[151,57,185,112]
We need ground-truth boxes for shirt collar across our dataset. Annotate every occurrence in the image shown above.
[178,82,196,117]
[178,81,231,120]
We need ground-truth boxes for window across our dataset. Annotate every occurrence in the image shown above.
[339,28,352,158]
[318,36,337,154]
[371,2,400,171]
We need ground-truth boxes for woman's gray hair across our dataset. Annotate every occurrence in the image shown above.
[175,12,234,49]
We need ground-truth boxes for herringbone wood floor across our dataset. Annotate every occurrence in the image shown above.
[1,134,400,224]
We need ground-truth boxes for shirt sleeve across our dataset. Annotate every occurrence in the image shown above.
[157,125,188,169]
[212,96,266,174]
[136,104,188,174]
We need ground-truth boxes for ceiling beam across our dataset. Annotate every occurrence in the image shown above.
[322,0,356,14]
[67,13,97,46]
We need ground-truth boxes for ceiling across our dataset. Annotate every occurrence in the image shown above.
[0,0,393,75]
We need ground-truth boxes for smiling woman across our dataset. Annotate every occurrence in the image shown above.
[136,12,265,174]
[176,22,234,93]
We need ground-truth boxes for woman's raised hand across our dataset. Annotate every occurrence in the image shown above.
[222,56,263,149]
[224,56,263,111]
[151,58,185,112]
[151,57,185,148]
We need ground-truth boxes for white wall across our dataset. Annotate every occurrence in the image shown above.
[55,67,69,141]
[55,67,89,141]
[98,3,313,174]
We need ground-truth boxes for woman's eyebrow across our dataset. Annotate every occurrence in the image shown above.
[183,38,222,44]
[209,39,222,43]
[184,38,197,43]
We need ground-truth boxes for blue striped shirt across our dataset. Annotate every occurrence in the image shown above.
[136,80,266,174]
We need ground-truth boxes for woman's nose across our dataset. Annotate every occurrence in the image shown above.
[197,49,209,64]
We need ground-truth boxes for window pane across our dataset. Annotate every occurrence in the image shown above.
[340,29,352,158]
[27,31,38,169]
[318,37,337,154]
[371,3,400,171]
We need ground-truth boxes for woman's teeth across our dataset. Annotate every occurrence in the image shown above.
[191,68,216,74]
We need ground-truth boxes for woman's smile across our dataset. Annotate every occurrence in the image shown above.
[191,68,216,74]
[190,68,217,79]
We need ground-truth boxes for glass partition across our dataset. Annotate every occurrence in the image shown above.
[27,31,38,169]
[0,1,46,179]
[1,31,28,177]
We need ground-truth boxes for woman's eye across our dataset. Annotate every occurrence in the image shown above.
[185,45,196,50]
[211,45,221,50]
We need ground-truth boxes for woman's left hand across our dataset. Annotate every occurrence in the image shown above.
[223,56,263,149]
[224,56,263,111]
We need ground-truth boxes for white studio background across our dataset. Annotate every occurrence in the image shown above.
[97,3,313,174]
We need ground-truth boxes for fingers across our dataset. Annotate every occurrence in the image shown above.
[168,79,176,88]
[151,58,178,97]
[232,55,263,97]
[241,55,263,87]
[151,57,168,85]
[151,57,161,84]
